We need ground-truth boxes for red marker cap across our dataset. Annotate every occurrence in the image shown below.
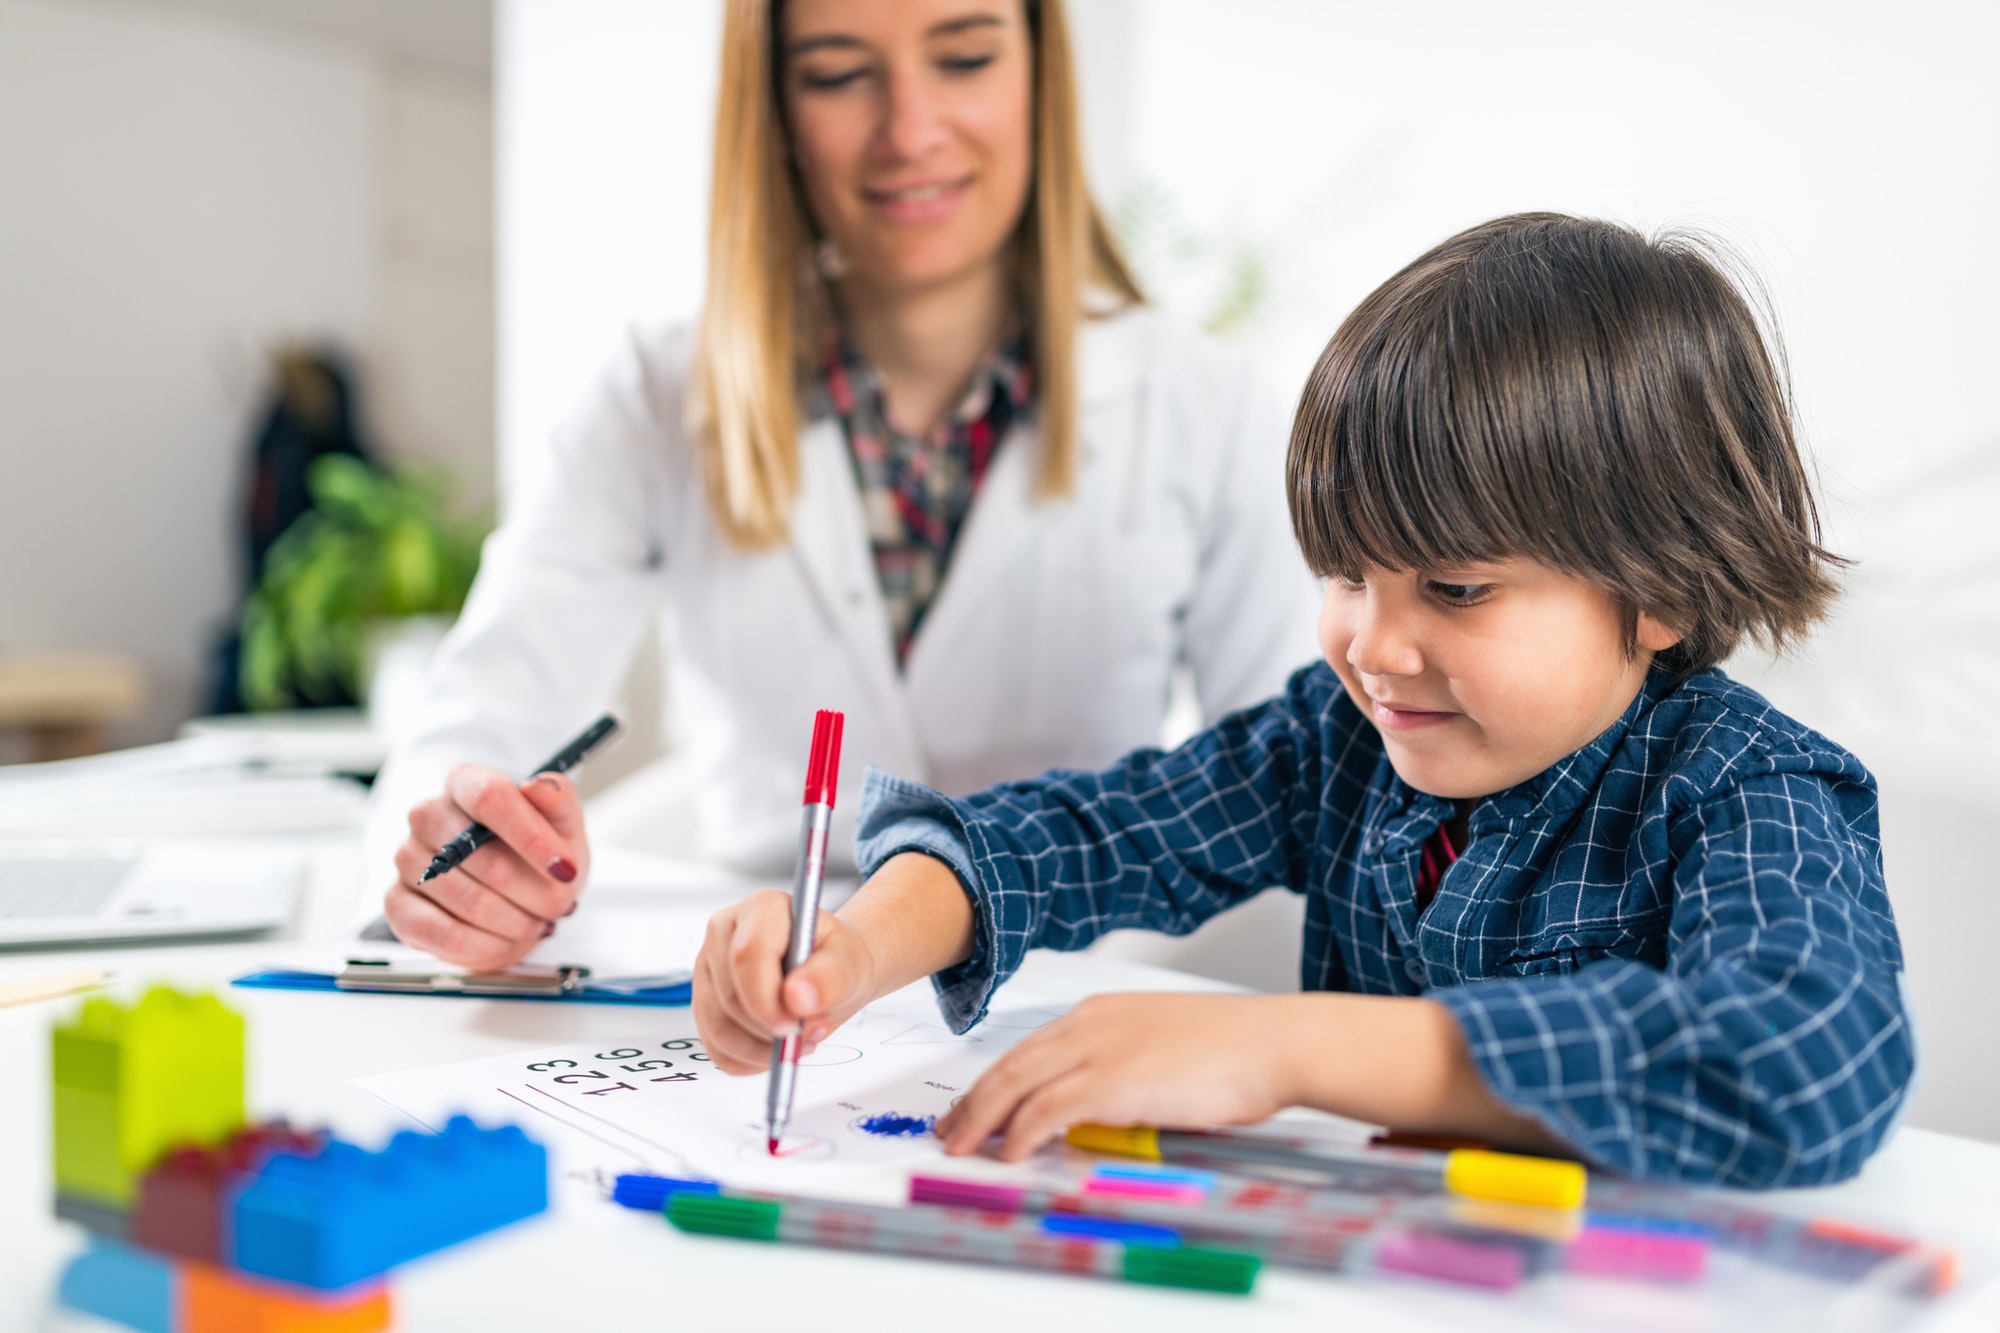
[803,709,844,807]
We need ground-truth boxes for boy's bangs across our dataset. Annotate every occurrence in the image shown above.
[1288,286,1564,582]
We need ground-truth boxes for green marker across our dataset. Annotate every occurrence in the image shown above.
[666,1190,1260,1295]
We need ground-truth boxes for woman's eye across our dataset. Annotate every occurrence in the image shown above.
[798,65,868,91]
[1427,581,1493,605]
[938,53,997,75]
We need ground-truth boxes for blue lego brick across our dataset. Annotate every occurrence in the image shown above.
[55,1237,176,1333]
[231,1115,547,1289]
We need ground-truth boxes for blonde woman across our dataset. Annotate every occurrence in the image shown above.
[374,0,1315,971]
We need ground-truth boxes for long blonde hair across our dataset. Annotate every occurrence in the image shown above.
[694,0,1143,549]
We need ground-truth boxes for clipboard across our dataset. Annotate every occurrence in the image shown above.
[231,959,692,1006]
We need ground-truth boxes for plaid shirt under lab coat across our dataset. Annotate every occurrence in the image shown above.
[855,662,1914,1189]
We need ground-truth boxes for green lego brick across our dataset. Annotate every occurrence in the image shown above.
[54,999,122,1094]
[54,1085,124,1204]
[51,986,247,1207]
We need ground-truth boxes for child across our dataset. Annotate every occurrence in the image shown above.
[691,213,1912,1188]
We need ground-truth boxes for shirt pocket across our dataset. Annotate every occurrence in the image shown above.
[1494,918,1667,977]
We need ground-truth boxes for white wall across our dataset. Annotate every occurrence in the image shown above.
[0,0,372,746]
[0,0,494,750]
[494,0,721,508]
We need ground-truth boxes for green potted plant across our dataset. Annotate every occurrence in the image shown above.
[239,455,488,713]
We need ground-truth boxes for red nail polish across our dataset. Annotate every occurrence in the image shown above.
[547,857,577,883]
[542,921,556,937]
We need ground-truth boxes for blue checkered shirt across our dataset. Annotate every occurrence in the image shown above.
[855,663,1914,1188]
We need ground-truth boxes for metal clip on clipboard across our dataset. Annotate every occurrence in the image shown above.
[335,959,592,998]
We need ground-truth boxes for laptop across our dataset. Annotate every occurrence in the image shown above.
[0,840,299,948]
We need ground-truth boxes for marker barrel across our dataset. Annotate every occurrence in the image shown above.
[667,1193,1260,1294]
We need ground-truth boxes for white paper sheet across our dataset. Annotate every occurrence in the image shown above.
[352,980,1070,1201]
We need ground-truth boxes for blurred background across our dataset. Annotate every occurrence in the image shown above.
[1,0,1994,1136]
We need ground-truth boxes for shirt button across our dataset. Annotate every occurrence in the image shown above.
[1364,834,1383,855]
[1404,957,1429,986]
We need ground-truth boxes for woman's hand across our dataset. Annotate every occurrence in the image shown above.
[692,890,885,1074]
[382,765,591,971]
[935,993,1302,1161]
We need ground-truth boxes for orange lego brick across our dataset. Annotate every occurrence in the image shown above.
[181,1264,391,1333]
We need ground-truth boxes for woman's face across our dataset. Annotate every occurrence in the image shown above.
[780,0,1034,300]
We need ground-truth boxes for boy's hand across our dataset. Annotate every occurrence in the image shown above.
[692,890,884,1074]
[383,766,589,972]
[935,993,1301,1161]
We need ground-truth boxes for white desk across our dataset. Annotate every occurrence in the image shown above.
[3,837,1998,1333]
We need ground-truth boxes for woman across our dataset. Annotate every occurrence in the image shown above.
[374,0,1315,971]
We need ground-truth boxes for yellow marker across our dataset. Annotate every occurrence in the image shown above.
[1064,1124,1161,1160]
[1066,1124,1587,1210]
[1443,1148,1586,1209]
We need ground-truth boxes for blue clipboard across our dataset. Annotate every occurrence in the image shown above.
[231,959,691,1006]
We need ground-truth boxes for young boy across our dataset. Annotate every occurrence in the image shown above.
[692,213,1912,1188]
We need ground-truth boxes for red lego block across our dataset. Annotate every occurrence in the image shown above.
[182,1263,391,1333]
[131,1123,323,1265]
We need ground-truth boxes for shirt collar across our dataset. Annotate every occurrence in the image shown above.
[809,324,1033,432]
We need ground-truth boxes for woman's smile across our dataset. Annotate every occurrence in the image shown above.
[863,174,974,223]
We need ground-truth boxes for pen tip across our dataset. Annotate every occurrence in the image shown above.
[767,1137,781,1156]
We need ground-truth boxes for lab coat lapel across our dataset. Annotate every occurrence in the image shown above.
[787,419,924,772]
[906,310,1152,674]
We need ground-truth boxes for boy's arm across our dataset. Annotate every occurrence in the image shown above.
[855,664,1366,1031]
[1431,770,1913,1188]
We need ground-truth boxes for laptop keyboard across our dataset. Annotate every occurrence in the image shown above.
[0,857,135,919]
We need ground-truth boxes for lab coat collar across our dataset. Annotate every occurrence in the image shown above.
[783,303,1158,777]
[787,417,925,774]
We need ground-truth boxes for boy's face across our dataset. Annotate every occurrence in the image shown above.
[1317,560,1682,801]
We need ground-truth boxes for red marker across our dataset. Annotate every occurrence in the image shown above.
[765,709,844,1154]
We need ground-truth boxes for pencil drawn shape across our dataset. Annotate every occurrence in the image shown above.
[796,1044,863,1067]
[736,1134,833,1162]
[883,1023,978,1045]
[979,1007,1065,1031]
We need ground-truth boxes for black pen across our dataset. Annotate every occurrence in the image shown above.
[417,714,621,884]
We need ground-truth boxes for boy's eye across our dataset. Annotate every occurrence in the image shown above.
[1426,580,1494,606]
[1332,572,1366,591]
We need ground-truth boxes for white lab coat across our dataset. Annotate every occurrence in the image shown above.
[366,305,1319,885]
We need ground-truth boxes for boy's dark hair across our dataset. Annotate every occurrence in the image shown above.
[1287,211,1842,678]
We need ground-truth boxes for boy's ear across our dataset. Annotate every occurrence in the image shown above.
[1636,610,1685,653]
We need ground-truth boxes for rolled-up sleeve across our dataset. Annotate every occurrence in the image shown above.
[1433,771,1913,1187]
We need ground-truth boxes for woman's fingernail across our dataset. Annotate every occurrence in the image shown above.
[792,978,819,1012]
[563,901,579,916]
[542,921,556,937]
[547,857,577,883]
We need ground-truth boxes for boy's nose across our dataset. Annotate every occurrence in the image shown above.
[1345,606,1424,679]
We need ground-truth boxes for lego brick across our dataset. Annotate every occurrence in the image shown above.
[133,1123,325,1265]
[55,1237,176,1333]
[51,987,246,1206]
[54,1189,130,1239]
[233,1116,547,1289]
[182,1264,392,1333]
[54,1084,126,1205]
